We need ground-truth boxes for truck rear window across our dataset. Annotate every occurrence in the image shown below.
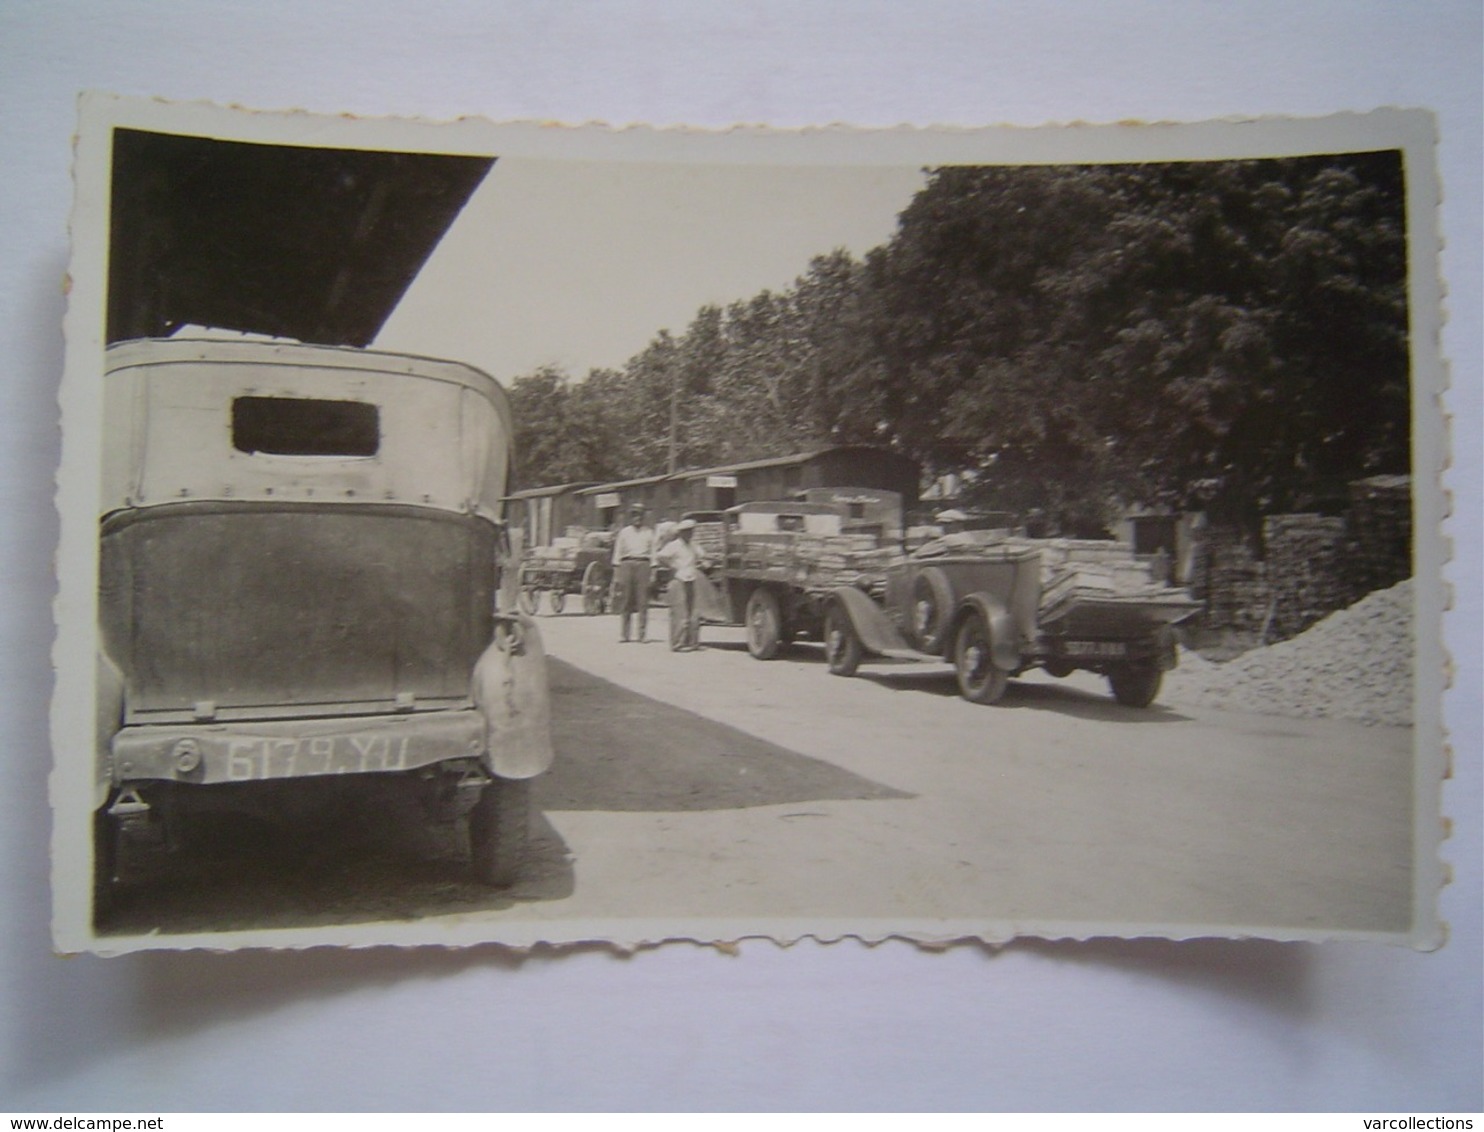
[232,396,379,456]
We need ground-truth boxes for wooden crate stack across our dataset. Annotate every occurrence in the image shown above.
[1347,474,1411,595]
[1189,526,1269,635]
[1263,514,1350,639]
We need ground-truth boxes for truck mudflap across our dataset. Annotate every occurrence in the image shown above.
[829,585,914,656]
[472,611,555,780]
[956,592,1022,673]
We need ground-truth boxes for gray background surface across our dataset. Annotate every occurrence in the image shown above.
[2,1,1479,1111]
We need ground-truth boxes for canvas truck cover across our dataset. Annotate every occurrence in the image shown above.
[99,338,514,723]
[101,337,512,522]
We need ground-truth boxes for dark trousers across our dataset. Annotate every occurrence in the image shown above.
[668,578,700,650]
[615,559,651,640]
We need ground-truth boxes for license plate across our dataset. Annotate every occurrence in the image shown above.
[218,733,419,780]
[1064,640,1126,658]
[112,711,484,784]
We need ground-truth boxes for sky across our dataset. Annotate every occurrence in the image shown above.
[374,157,927,386]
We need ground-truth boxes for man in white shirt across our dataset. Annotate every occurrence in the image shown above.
[655,518,709,651]
[610,504,656,642]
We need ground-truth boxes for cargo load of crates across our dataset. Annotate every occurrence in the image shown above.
[689,520,727,560]
[911,531,1192,622]
[726,530,906,592]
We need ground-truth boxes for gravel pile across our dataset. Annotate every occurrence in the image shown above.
[1163,579,1414,727]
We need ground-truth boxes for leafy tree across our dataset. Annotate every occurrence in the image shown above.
[862,154,1407,529]
[506,152,1408,536]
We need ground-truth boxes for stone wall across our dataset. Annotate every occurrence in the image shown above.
[1347,474,1412,595]
[1190,475,1411,645]
[1190,525,1271,638]
[1263,514,1351,639]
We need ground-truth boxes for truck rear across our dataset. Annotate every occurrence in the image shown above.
[94,337,553,921]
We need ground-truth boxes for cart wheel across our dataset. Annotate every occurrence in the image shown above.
[745,587,784,660]
[953,609,1010,705]
[824,604,863,677]
[518,587,540,616]
[581,562,607,615]
[549,589,567,615]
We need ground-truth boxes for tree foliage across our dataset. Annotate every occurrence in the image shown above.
[507,152,1409,531]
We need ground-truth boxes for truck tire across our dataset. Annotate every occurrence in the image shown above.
[1108,663,1163,708]
[824,604,863,677]
[745,587,784,660]
[913,567,955,654]
[469,777,531,888]
[92,807,117,926]
[953,609,1010,705]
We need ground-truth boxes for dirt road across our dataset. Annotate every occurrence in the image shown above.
[101,605,1416,940]
[529,607,1415,934]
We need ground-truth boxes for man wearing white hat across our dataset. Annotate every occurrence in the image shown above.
[655,518,709,651]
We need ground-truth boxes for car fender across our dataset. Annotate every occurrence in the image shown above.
[956,592,1021,672]
[829,586,911,655]
[472,612,555,779]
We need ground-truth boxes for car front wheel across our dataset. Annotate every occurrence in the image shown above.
[745,588,784,660]
[824,604,863,676]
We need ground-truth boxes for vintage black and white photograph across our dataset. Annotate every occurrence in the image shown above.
[53,96,1445,953]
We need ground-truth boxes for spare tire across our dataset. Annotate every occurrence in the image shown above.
[912,567,955,654]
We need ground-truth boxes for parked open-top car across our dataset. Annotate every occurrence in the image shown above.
[823,540,1200,706]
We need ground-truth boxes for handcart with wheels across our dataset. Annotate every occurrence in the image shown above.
[518,530,614,615]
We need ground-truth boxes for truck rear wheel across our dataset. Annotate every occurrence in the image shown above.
[92,807,117,926]
[1108,663,1162,708]
[745,588,784,660]
[469,777,531,888]
[953,610,1010,705]
[824,604,863,677]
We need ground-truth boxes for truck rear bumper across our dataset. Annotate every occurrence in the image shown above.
[110,710,486,786]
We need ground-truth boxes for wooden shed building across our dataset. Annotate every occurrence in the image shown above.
[509,446,921,546]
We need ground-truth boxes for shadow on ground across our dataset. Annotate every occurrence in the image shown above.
[538,657,911,811]
[97,797,575,938]
[97,658,907,936]
[703,639,1192,723]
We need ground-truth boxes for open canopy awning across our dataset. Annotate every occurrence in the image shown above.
[107,128,493,348]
